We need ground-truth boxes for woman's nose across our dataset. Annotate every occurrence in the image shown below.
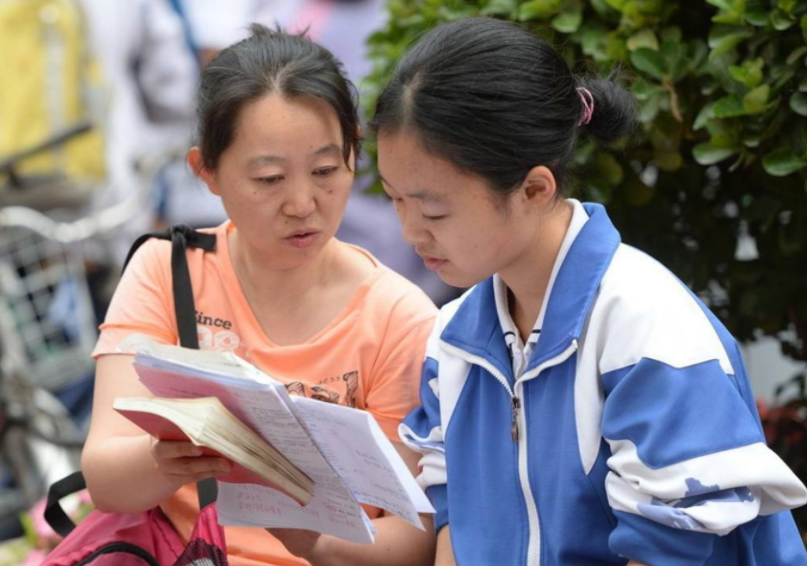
[282,184,316,218]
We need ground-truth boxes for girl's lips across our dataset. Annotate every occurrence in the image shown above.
[285,231,320,248]
[423,257,447,271]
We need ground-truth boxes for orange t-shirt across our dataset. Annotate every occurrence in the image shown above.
[93,221,437,566]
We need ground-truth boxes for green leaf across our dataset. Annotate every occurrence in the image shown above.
[693,102,716,130]
[693,142,738,165]
[714,94,748,117]
[743,134,761,148]
[713,11,745,25]
[799,75,807,92]
[778,0,796,13]
[771,9,795,30]
[790,92,807,115]
[708,28,752,59]
[729,58,764,87]
[604,0,627,10]
[745,7,768,25]
[661,40,689,80]
[706,0,734,10]
[551,9,583,33]
[763,147,807,175]
[605,33,628,60]
[579,25,609,61]
[632,78,665,99]
[627,29,659,51]
[518,0,557,21]
[631,47,665,78]
[793,123,807,155]
[790,46,807,67]
[743,85,770,113]
[637,92,664,122]
[480,0,518,17]
[710,0,746,25]
[659,26,683,43]
[590,0,621,18]
[689,40,710,70]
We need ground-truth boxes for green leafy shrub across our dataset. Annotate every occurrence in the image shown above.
[363,0,807,537]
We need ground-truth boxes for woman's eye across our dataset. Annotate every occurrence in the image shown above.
[314,166,338,177]
[423,214,447,221]
[257,175,283,185]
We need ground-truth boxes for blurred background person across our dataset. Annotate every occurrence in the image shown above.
[0,0,197,549]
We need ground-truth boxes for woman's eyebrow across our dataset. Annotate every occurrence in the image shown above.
[311,143,341,157]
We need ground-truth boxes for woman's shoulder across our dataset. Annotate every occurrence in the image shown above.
[344,243,437,321]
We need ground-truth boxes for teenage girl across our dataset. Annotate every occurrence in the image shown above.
[373,16,807,566]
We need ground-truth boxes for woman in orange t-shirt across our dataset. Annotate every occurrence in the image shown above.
[81,24,437,566]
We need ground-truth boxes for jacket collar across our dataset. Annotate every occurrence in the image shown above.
[440,203,621,374]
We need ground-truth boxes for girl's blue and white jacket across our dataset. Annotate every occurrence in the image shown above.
[400,201,807,566]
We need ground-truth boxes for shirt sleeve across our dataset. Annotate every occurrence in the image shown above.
[363,283,437,442]
[398,318,449,533]
[92,239,177,357]
[601,343,807,565]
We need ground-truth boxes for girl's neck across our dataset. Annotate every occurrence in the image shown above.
[500,200,573,341]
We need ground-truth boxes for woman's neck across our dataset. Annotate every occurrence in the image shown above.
[228,230,340,306]
[500,200,573,341]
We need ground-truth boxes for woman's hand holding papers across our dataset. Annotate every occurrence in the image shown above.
[150,438,232,488]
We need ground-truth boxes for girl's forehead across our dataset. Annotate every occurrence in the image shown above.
[379,132,474,187]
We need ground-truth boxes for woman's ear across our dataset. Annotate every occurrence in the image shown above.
[518,165,557,210]
[187,147,220,196]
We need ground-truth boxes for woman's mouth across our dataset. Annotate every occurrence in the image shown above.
[285,230,320,248]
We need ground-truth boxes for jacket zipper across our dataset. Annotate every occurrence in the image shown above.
[514,340,579,566]
[440,339,579,566]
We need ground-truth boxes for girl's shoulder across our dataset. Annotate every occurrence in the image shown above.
[591,243,735,376]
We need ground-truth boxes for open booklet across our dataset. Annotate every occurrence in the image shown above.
[115,335,434,544]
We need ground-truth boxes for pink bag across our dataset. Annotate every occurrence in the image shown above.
[41,226,226,566]
[41,473,227,566]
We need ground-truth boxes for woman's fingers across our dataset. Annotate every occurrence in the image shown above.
[151,438,203,459]
[150,439,232,485]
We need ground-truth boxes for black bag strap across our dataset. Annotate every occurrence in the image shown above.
[44,471,86,538]
[127,225,218,508]
[45,225,218,537]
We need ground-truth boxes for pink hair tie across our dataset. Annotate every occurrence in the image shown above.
[577,87,594,126]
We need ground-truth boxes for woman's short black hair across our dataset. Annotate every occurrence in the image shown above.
[371,17,635,196]
[197,24,360,170]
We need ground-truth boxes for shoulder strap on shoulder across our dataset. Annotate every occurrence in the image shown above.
[122,224,216,349]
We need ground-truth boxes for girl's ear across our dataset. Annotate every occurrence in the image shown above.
[519,165,557,210]
[187,147,221,196]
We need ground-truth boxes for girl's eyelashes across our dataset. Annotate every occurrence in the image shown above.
[423,214,448,221]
